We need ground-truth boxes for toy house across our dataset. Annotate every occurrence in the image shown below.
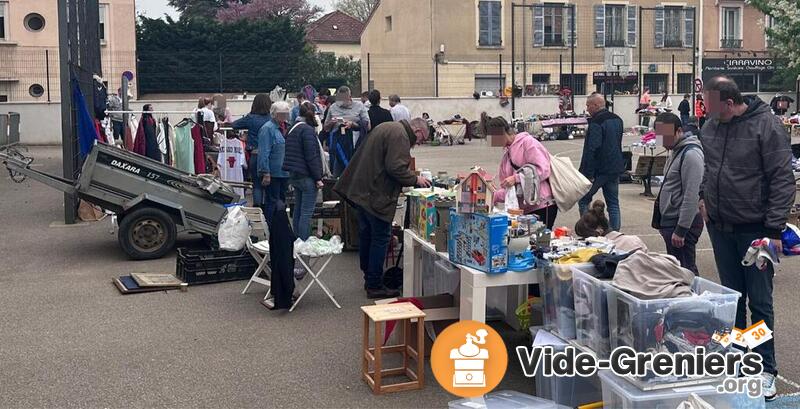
[456,167,496,214]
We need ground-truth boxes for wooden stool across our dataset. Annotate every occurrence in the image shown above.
[360,302,426,394]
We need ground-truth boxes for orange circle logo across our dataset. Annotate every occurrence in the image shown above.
[431,320,508,398]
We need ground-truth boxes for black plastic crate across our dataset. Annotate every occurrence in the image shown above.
[176,248,257,285]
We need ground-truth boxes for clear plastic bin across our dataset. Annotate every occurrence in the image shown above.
[606,276,741,388]
[540,260,596,340]
[434,259,460,295]
[449,390,570,409]
[599,371,765,409]
[572,268,612,359]
[533,332,603,407]
[421,250,437,296]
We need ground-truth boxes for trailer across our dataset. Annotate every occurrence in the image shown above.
[1,143,243,260]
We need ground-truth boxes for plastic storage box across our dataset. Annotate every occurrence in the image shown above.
[572,267,612,358]
[599,371,765,409]
[421,249,460,296]
[539,260,596,340]
[449,390,570,409]
[533,330,603,407]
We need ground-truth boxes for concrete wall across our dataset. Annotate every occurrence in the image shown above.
[3,93,795,145]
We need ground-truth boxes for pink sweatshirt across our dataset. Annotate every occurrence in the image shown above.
[493,132,554,212]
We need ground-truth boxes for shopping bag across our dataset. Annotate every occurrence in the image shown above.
[505,185,520,210]
[217,206,251,251]
[548,154,592,212]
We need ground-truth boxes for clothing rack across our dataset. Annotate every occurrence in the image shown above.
[105,110,198,115]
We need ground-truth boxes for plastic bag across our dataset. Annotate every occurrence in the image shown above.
[218,206,250,251]
[548,154,592,212]
[505,185,520,210]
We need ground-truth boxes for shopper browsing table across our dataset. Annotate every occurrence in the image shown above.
[334,118,431,299]
[652,112,704,275]
[283,102,324,241]
[231,93,272,206]
[258,101,291,223]
[487,115,558,228]
[700,76,794,401]
[578,93,625,231]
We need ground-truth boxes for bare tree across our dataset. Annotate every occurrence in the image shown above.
[216,0,322,25]
[334,0,379,22]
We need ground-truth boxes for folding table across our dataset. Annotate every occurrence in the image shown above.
[290,251,342,312]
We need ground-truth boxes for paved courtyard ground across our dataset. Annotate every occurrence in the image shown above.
[1,139,800,407]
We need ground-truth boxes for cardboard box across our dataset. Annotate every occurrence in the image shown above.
[448,210,509,273]
[310,218,342,240]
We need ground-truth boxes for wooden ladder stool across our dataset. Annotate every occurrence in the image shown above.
[360,302,426,394]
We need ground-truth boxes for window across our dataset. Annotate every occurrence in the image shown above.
[24,13,45,32]
[99,4,107,42]
[644,74,668,94]
[560,74,587,95]
[475,74,505,95]
[0,2,6,40]
[721,7,741,48]
[543,4,564,47]
[385,15,392,32]
[605,5,625,47]
[532,74,550,84]
[478,0,502,47]
[29,84,44,98]
[729,74,757,92]
[663,7,683,47]
[0,95,7,102]
[765,14,774,48]
[677,74,693,94]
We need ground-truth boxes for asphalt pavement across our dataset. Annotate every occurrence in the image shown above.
[1,140,799,408]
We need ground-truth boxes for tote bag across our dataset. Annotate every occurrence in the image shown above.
[548,154,592,212]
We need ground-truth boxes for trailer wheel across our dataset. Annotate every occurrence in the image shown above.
[118,207,177,260]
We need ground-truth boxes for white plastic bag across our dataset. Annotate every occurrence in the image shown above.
[218,206,250,251]
[505,185,520,210]
[548,154,592,212]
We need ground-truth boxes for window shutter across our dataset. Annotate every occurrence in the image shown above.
[654,6,664,48]
[533,6,544,47]
[479,2,489,46]
[492,2,502,46]
[594,5,605,48]
[683,7,695,48]
[626,5,637,47]
[567,5,576,47]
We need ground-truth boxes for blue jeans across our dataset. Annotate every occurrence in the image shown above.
[707,223,777,375]
[263,177,288,225]
[356,207,392,290]
[289,173,318,241]
[249,154,263,206]
[578,174,621,231]
[680,113,690,128]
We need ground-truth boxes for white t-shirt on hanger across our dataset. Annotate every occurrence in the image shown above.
[217,137,246,198]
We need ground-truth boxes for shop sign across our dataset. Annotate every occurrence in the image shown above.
[703,58,776,73]
[592,71,638,84]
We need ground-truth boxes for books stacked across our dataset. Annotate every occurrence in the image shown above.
[114,273,185,294]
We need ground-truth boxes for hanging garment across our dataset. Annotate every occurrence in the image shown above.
[173,123,196,174]
[612,252,695,299]
[217,137,246,197]
[125,116,138,151]
[94,119,108,144]
[160,118,175,165]
[134,115,162,162]
[268,200,296,310]
[190,124,207,174]
[72,79,100,158]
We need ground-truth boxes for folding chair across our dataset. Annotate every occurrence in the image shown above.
[241,207,272,299]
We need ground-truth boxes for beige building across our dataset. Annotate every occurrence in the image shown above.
[0,0,136,102]
[700,1,778,92]
[362,0,705,98]
[306,11,364,60]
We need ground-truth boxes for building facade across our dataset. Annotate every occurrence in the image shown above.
[0,0,136,102]
[362,0,703,98]
[306,11,364,60]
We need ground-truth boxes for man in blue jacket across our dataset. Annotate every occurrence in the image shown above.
[578,93,625,230]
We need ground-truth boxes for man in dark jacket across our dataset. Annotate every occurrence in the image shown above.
[334,119,431,298]
[579,93,624,230]
[677,94,691,126]
[367,89,393,132]
[700,76,794,400]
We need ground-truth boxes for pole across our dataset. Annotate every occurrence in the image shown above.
[367,52,371,91]
[435,55,439,97]
[499,53,503,96]
[522,3,527,93]
[45,49,51,103]
[218,53,223,93]
[559,54,563,90]
[570,4,575,108]
[57,0,77,224]
[611,71,616,112]
[671,54,676,95]
[692,7,698,109]
[638,6,643,103]
[511,4,516,117]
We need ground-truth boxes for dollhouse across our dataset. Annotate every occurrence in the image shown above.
[456,167,496,214]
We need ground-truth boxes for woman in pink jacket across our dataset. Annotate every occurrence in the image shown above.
[489,116,558,228]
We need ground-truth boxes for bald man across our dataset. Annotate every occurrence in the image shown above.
[578,93,624,230]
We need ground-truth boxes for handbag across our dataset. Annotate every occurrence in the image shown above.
[548,153,592,212]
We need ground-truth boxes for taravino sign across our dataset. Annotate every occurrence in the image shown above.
[703,58,776,73]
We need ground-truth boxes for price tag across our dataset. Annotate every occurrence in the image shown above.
[730,328,748,348]
[743,320,774,349]
[712,331,732,348]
